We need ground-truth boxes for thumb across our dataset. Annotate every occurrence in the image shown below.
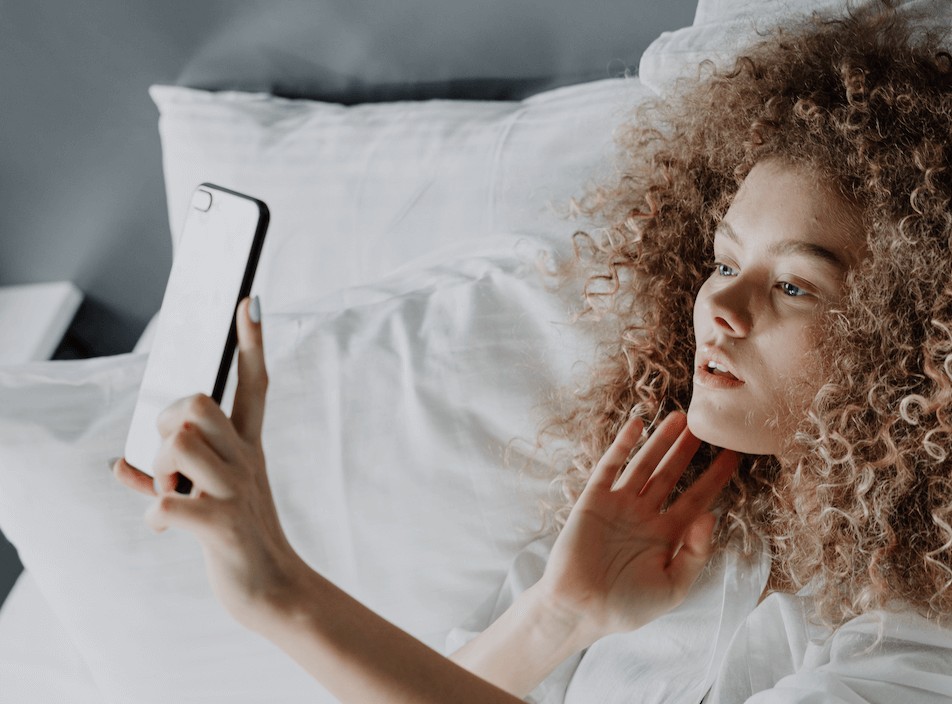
[230,295,268,443]
[665,512,717,596]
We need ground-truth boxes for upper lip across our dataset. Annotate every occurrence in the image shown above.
[697,343,745,382]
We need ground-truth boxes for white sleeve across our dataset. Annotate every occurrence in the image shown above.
[707,593,952,704]
[443,533,584,704]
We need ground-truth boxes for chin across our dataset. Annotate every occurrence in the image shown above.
[686,403,777,455]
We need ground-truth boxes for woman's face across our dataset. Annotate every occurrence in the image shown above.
[688,159,865,456]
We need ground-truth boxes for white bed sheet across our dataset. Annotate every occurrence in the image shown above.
[0,571,101,702]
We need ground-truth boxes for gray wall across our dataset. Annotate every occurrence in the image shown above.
[0,0,698,610]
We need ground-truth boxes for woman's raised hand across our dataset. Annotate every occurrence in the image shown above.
[536,411,739,646]
[112,296,306,633]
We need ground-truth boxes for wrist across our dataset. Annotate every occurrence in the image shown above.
[248,553,321,638]
[522,581,604,653]
[450,580,599,697]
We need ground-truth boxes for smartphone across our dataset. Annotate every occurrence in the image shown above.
[123,184,269,494]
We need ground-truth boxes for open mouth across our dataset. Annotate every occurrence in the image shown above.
[695,361,745,388]
[695,344,745,387]
[705,361,741,382]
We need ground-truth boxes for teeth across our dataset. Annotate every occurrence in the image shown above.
[707,361,730,373]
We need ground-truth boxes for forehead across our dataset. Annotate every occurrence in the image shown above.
[718,160,865,269]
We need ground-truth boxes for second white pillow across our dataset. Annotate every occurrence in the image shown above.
[151,78,651,314]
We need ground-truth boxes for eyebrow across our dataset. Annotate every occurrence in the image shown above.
[714,221,848,272]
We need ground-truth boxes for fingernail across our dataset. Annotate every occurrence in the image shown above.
[249,295,261,324]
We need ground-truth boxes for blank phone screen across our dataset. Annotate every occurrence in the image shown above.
[124,185,267,479]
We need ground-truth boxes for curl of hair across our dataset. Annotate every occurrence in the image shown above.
[516,0,952,629]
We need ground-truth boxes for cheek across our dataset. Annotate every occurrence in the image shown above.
[762,325,824,405]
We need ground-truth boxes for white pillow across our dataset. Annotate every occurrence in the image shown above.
[691,0,838,24]
[637,0,945,96]
[0,237,593,702]
[151,78,651,314]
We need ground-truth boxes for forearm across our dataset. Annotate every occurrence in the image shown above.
[449,583,596,698]
[252,562,523,704]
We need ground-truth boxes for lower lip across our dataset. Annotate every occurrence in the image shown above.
[694,366,746,389]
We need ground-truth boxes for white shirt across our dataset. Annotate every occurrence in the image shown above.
[445,535,952,703]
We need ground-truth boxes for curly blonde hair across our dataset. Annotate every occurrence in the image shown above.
[523,0,952,629]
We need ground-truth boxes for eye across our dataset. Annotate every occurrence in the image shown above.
[712,262,736,277]
[778,281,808,297]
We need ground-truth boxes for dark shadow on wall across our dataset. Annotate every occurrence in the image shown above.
[51,297,149,360]
[0,533,20,611]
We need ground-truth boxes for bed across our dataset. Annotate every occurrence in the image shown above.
[0,1,932,702]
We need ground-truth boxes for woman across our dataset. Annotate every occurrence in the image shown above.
[113,1,952,701]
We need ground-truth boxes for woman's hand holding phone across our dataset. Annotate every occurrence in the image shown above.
[533,410,739,649]
[113,296,307,634]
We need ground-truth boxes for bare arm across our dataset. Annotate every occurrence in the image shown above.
[252,562,524,704]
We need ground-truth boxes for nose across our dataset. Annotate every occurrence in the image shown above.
[703,281,753,337]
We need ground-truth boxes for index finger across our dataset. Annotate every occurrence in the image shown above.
[112,457,158,497]
[156,393,239,465]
